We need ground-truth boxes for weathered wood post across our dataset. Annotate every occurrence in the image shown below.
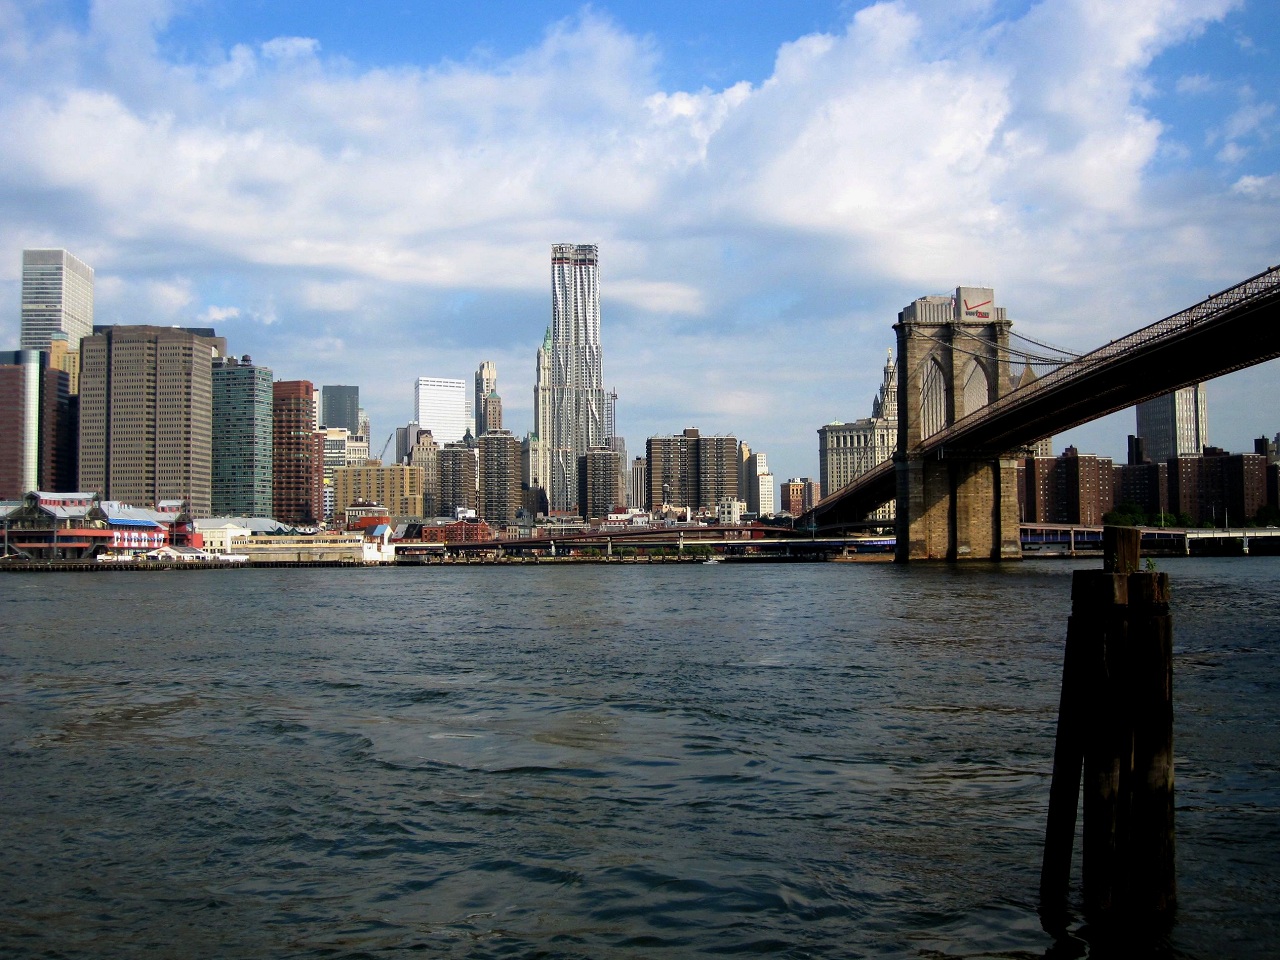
[1040,526,1175,929]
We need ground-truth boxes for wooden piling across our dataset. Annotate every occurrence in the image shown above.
[1126,571,1176,916]
[1103,526,1141,573]
[1040,526,1175,928]
[1040,569,1128,924]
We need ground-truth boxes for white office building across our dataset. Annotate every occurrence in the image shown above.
[414,377,467,444]
[1136,384,1208,464]
[20,249,94,351]
[743,451,777,517]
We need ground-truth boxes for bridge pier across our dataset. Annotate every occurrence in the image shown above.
[893,286,1019,562]
[897,456,1022,561]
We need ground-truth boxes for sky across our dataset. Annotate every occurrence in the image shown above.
[1,0,1278,489]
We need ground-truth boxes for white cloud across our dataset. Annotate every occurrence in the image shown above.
[146,277,194,315]
[200,305,242,323]
[260,37,320,61]
[1232,174,1279,198]
[1176,73,1218,94]
[301,280,367,313]
[609,280,704,315]
[1217,141,1247,163]
[1222,99,1275,141]
[0,0,1273,482]
[210,44,256,88]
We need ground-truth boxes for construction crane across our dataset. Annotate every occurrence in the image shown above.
[376,432,395,464]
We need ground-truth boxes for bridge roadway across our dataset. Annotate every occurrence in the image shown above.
[1023,522,1280,555]
[808,264,1280,531]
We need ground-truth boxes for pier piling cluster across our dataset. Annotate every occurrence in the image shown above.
[1041,526,1176,930]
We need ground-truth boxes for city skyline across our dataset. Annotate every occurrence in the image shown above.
[0,2,1277,486]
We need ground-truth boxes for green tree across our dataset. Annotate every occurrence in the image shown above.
[1103,500,1146,527]
[1254,505,1280,527]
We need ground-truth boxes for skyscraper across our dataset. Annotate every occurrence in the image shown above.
[273,380,325,525]
[408,429,441,516]
[579,447,622,521]
[481,391,503,435]
[478,430,520,524]
[697,435,739,510]
[628,456,646,510]
[548,243,607,512]
[527,327,554,497]
[20,249,94,352]
[645,428,739,513]
[744,450,776,517]
[79,325,225,516]
[321,385,360,435]
[439,441,478,517]
[0,351,74,498]
[1136,385,1208,464]
[212,355,274,517]
[647,429,700,512]
[414,377,467,444]
[474,361,497,436]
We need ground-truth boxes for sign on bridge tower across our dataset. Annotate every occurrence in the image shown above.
[894,287,1022,561]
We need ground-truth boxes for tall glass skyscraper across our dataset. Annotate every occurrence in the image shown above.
[20,249,94,351]
[1136,384,1208,463]
[321,385,360,435]
[548,244,607,512]
[213,356,274,516]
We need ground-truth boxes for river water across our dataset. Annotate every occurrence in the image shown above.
[0,558,1277,958]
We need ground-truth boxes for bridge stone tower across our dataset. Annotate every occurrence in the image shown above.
[893,287,1021,561]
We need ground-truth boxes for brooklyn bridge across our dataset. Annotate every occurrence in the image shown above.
[802,264,1280,561]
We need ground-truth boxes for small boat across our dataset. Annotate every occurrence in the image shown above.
[702,557,720,565]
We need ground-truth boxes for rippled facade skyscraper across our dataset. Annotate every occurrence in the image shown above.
[547,244,607,512]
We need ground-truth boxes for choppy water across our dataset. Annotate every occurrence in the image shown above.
[1,558,1277,958]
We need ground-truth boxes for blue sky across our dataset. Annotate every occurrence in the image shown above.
[2,0,1278,489]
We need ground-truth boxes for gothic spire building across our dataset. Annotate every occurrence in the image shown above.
[526,326,554,501]
[817,349,898,522]
[474,361,497,436]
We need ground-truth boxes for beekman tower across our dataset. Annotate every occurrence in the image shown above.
[547,244,607,512]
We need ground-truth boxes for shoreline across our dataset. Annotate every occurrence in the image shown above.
[0,554,844,572]
[3,550,1272,572]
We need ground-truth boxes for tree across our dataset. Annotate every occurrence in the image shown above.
[1103,500,1146,527]
[1255,505,1280,527]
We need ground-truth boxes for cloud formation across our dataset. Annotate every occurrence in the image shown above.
[0,0,1276,482]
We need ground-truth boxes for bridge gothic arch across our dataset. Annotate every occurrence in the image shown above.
[920,356,948,440]
[961,357,995,418]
